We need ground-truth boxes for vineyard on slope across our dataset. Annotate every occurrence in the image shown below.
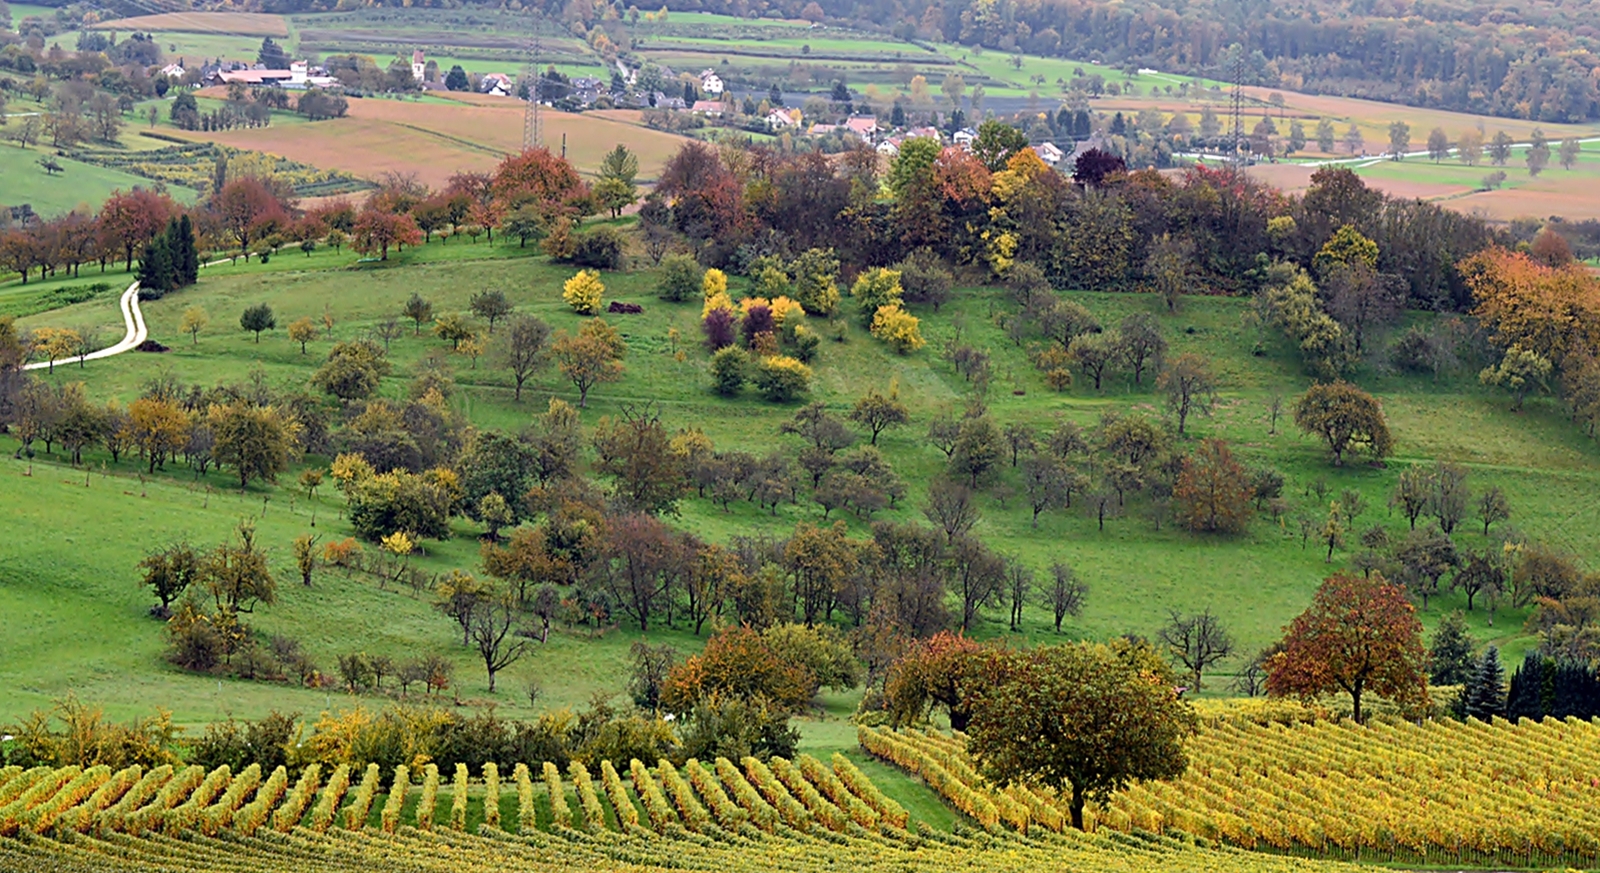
[858,718,1600,868]
[0,753,1367,873]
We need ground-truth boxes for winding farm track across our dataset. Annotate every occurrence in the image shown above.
[22,279,146,371]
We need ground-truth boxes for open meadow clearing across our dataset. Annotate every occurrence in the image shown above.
[0,144,198,217]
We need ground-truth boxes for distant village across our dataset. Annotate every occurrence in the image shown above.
[162,44,1081,165]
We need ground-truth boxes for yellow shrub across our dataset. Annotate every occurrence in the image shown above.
[870,303,925,354]
[702,267,728,299]
[563,269,605,315]
[769,296,805,327]
[702,292,736,319]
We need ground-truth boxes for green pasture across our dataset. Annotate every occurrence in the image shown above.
[5,234,1590,735]
[141,30,268,63]
[0,143,196,215]
[6,3,57,25]
[1355,141,1597,189]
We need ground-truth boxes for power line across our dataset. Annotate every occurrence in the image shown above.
[1229,53,1244,170]
[522,14,541,150]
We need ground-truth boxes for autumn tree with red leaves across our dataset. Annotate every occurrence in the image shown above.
[882,631,995,730]
[1265,572,1428,722]
[491,147,589,216]
[352,208,424,261]
[98,189,178,270]
[212,177,288,258]
[1174,439,1253,534]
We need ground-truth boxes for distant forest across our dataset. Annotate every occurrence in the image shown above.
[715,0,1600,123]
[25,0,1599,122]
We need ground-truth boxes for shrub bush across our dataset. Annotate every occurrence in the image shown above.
[869,303,925,354]
[753,355,812,402]
[657,254,702,302]
[572,227,625,270]
[710,346,747,396]
[702,308,737,351]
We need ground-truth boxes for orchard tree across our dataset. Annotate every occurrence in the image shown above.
[591,404,686,515]
[126,396,190,472]
[403,293,434,336]
[966,640,1198,830]
[500,315,551,401]
[180,307,208,345]
[469,590,530,693]
[100,189,177,270]
[352,208,423,260]
[288,316,317,353]
[205,522,277,614]
[1174,439,1252,534]
[882,631,990,730]
[1265,572,1428,722]
[849,386,910,445]
[553,320,625,407]
[1039,561,1087,632]
[1476,486,1511,535]
[240,303,276,342]
[432,313,474,350]
[312,340,391,402]
[469,290,514,333]
[1117,313,1166,385]
[1158,353,1216,436]
[1479,345,1551,411]
[139,542,202,616]
[1294,381,1392,465]
[209,402,300,489]
[662,624,814,714]
[1157,608,1234,690]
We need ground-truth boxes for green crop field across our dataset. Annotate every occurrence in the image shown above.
[5,230,1592,734]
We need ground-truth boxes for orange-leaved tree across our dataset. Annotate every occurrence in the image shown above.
[1174,438,1253,534]
[490,147,589,216]
[660,624,814,715]
[881,630,993,731]
[1265,572,1428,723]
[1463,246,1600,368]
[352,208,424,261]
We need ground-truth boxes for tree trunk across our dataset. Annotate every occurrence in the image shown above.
[1069,782,1086,830]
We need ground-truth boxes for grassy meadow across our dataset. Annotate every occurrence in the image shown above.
[0,143,196,216]
[5,232,1595,738]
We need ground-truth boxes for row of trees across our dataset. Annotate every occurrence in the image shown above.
[647,136,1498,314]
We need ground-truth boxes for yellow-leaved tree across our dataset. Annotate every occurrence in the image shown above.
[563,269,605,315]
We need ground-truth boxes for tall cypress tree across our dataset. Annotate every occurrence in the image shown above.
[136,238,174,296]
[175,214,199,286]
[1458,646,1506,721]
[1505,654,1549,722]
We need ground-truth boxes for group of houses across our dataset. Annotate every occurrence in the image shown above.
[159,59,339,89]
